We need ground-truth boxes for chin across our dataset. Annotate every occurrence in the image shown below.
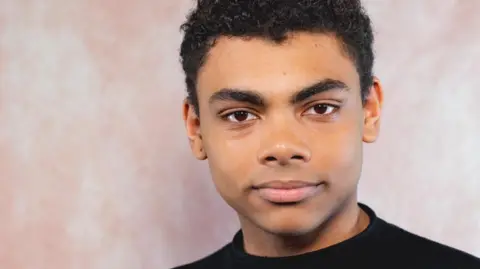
[256,212,322,237]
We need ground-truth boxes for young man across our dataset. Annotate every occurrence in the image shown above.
[174,0,480,268]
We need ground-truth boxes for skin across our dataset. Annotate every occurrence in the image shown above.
[183,32,383,257]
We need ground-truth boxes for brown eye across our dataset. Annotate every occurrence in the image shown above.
[305,104,338,116]
[225,111,257,123]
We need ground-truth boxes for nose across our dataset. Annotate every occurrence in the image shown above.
[257,130,311,167]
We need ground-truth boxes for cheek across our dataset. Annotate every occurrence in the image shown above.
[310,122,363,181]
[203,134,256,198]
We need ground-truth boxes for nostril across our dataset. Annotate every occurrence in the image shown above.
[265,156,276,162]
[292,155,303,160]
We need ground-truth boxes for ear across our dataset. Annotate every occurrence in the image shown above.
[362,77,384,143]
[183,99,207,160]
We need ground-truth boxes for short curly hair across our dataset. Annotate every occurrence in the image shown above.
[180,0,375,115]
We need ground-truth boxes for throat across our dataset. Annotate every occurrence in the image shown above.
[245,231,326,257]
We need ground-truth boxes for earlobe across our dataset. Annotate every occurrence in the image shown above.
[362,78,384,143]
[183,99,208,160]
[197,146,207,160]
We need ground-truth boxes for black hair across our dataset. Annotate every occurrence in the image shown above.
[180,0,375,115]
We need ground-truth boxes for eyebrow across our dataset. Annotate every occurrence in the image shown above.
[290,79,349,104]
[208,79,349,107]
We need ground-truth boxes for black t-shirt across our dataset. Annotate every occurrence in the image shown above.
[173,204,480,269]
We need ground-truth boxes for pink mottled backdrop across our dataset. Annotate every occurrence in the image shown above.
[0,1,478,268]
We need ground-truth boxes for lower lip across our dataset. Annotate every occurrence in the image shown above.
[256,185,321,203]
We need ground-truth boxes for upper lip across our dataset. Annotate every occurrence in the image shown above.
[252,180,322,189]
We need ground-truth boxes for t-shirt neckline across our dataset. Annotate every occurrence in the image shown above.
[229,203,379,267]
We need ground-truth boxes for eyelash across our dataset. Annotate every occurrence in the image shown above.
[220,103,340,123]
[220,110,258,123]
[303,103,340,117]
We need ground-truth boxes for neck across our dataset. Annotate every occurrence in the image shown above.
[239,197,370,257]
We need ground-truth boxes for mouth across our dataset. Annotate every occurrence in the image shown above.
[252,180,324,204]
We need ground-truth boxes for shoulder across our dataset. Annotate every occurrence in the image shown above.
[170,243,231,269]
[375,219,480,268]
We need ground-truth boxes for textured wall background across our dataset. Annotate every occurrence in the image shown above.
[0,1,478,268]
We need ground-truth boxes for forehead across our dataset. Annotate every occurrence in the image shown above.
[197,32,360,98]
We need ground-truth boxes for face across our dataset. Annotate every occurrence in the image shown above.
[184,32,382,236]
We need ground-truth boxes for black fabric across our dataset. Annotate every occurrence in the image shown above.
[173,204,480,269]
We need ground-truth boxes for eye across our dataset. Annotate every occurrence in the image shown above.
[224,111,258,123]
[304,104,339,116]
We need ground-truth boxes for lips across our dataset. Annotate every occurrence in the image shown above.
[253,180,319,189]
[252,180,323,204]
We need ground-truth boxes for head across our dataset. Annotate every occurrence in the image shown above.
[180,0,383,236]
